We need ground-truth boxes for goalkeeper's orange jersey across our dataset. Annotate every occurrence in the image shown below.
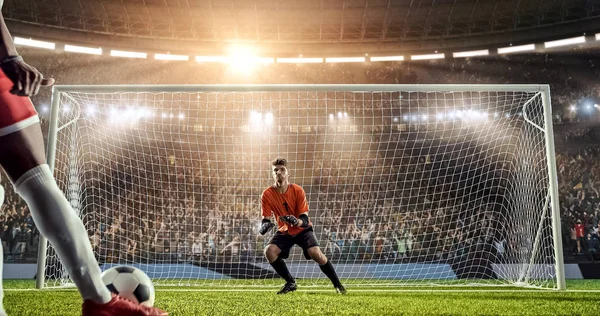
[261,183,312,236]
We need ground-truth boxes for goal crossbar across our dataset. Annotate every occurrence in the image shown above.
[51,84,551,93]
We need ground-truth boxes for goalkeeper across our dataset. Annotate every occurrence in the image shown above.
[259,157,346,295]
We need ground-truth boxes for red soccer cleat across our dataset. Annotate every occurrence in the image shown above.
[82,293,168,316]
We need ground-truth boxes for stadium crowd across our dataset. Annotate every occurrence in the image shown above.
[557,146,600,261]
[0,47,599,264]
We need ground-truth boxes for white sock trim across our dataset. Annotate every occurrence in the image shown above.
[14,164,53,192]
[0,115,39,137]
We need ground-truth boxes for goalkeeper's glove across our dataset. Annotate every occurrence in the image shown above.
[279,215,299,226]
[259,219,275,235]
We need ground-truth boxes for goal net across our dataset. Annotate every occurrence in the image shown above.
[40,85,565,289]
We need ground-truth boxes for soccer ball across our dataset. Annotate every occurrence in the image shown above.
[101,266,155,307]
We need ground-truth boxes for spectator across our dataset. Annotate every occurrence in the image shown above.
[13,223,30,260]
[570,225,578,256]
[576,220,585,254]
[191,239,202,261]
[585,233,599,261]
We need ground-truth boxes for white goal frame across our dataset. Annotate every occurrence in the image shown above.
[36,84,566,290]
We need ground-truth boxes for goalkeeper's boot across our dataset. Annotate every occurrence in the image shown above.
[335,284,347,295]
[276,281,297,294]
[82,293,168,316]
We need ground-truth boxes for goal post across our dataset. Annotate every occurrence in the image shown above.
[541,87,566,290]
[36,85,63,290]
[38,84,565,290]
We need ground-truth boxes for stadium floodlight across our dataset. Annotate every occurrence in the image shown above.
[108,107,118,117]
[196,56,229,62]
[144,109,155,118]
[229,56,273,71]
[264,112,274,125]
[64,45,102,55]
[85,105,97,117]
[570,106,576,112]
[411,53,445,60]
[250,111,262,123]
[225,45,274,74]
[325,57,365,63]
[155,53,189,61]
[255,57,275,64]
[544,36,586,48]
[276,57,323,63]
[110,50,147,59]
[370,56,404,62]
[497,44,535,54]
[42,84,565,291]
[452,50,489,58]
[14,37,55,50]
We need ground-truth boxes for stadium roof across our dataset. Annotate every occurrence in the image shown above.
[5,0,600,55]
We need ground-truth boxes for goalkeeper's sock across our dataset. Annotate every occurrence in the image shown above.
[319,259,342,287]
[270,257,295,283]
[14,165,112,304]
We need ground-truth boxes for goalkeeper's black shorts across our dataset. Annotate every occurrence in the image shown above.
[268,226,319,260]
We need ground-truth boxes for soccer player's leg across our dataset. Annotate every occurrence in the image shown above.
[0,120,114,298]
[0,93,167,314]
[0,125,167,315]
[299,228,346,294]
[265,232,297,294]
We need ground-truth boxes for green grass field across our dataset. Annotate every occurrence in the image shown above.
[4,279,600,315]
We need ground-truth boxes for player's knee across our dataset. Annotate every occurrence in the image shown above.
[308,247,326,263]
[264,245,280,259]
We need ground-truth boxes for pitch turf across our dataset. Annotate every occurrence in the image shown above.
[4,280,600,315]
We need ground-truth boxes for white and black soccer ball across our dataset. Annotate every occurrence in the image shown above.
[101,266,155,307]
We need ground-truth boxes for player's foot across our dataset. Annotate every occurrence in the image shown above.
[335,284,347,295]
[82,293,168,316]
[277,281,297,294]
